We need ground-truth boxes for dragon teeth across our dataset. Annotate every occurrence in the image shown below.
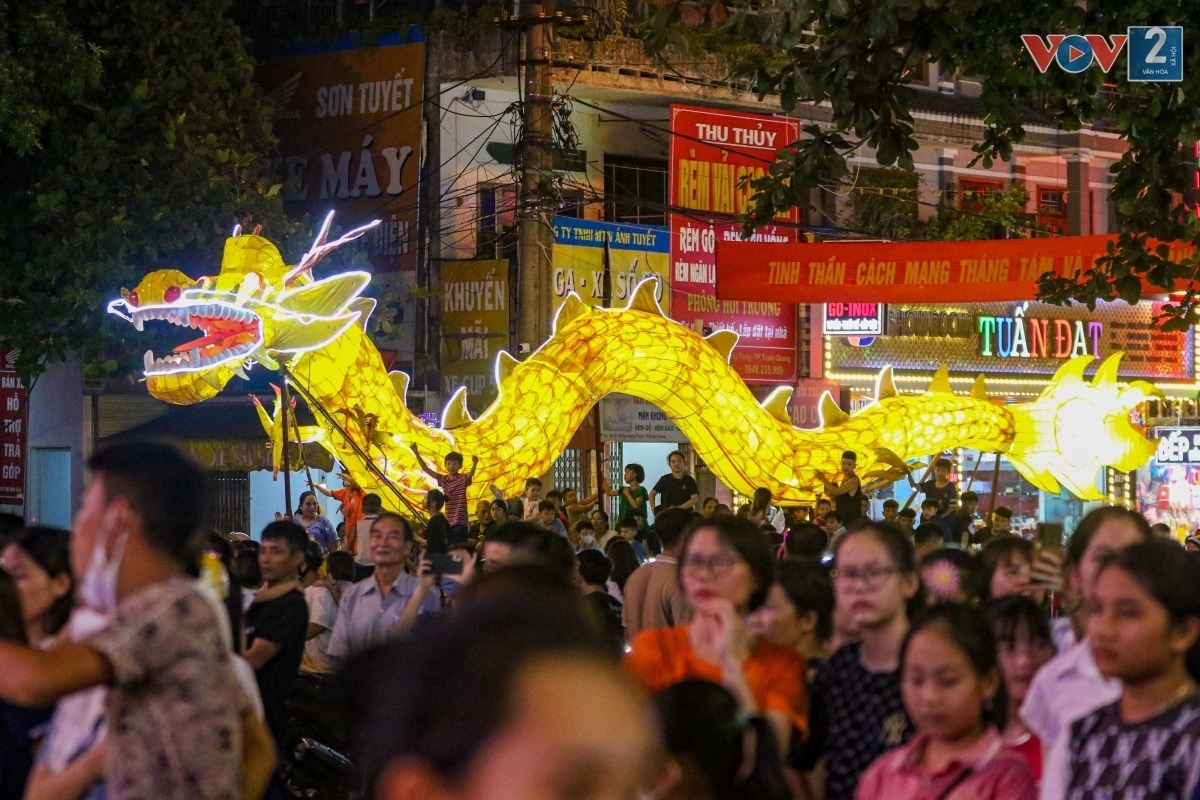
[189,347,201,365]
[144,350,154,371]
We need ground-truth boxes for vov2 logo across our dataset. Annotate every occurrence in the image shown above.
[1021,27,1184,82]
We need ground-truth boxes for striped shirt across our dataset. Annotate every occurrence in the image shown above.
[439,473,470,527]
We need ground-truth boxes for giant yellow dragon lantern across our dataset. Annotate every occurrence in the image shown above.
[107,215,1160,510]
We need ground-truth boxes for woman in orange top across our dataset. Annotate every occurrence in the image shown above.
[625,514,807,754]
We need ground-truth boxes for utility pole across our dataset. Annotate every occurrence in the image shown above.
[516,2,556,357]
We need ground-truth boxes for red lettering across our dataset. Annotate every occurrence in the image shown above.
[1053,319,1071,357]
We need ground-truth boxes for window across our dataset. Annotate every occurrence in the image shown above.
[604,156,667,225]
[1037,189,1067,235]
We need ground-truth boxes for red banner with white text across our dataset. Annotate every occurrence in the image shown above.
[669,105,800,382]
[715,235,1197,303]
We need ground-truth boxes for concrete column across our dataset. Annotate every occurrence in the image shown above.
[1064,148,1093,236]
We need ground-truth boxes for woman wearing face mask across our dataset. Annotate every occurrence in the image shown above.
[1,527,73,648]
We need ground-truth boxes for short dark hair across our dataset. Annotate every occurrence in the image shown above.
[667,450,685,462]
[576,549,613,586]
[960,491,979,503]
[934,457,951,469]
[921,499,939,510]
[784,523,828,559]
[88,442,207,567]
[816,498,832,509]
[260,520,310,554]
[326,551,357,582]
[487,522,576,582]
[882,499,900,511]
[841,450,857,462]
[592,509,609,526]
[913,523,944,551]
[538,500,557,513]
[653,508,695,550]
[618,516,639,531]
[625,463,645,483]
[445,451,464,465]
[426,489,446,510]
[525,477,542,489]
[362,493,383,514]
[776,559,834,641]
[992,506,1013,520]
[898,508,917,520]
[681,516,776,611]
[574,520,594,534]
[303,539,325,572]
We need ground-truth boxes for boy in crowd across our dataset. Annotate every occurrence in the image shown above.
[951,490,979,548]
[537,500,569,538]
[411,446,477,542]
[881,498,899,523]
[897,507,917,531]
[648,450,700,516]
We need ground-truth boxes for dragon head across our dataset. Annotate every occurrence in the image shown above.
[1007,353,1160,499]
[108,214,379,404]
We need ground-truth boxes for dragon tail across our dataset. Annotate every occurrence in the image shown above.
[1005,354,1160,499]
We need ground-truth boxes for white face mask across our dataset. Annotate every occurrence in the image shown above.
[582,534,595,546]
[79,509,129,613]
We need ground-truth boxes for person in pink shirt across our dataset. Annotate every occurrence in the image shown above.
[856,603,1036,800]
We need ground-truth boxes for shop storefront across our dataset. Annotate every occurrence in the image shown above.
[822,298,1199,529]
[1139,427,1200,539]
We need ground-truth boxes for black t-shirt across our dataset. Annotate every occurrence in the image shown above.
[245,589,308,741]
[1066,695,1200,800]
[425,512,451,554]
[820,642,914,800]
[584,590,625,652]
[651,473,698,511]
[832,479,863,525]
[919,479,958,514]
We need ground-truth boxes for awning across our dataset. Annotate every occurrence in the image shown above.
[103,402,336,473]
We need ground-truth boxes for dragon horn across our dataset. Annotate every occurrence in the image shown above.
[818,392,850,427]
[704,330,738,363]
[970,374,988,400]
[760,387,794,424]
[285,215,381,285]
[1090,353,1122,387]
[876,366,899,400]
[928,364,953,394]
[626,278,665,315]
[554,294,589,332]
[442,387,475,429]
[495,350,520,383]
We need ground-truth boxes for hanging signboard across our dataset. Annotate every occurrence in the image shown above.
[599,394,684,443]
[1154,428,1200,465]
[0,349,26,514]
[440,260,510,414]
[552,218,671,313]
[668,105,799,383]
[823,303,888,336]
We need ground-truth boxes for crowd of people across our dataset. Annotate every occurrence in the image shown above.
[0,442,1197,800]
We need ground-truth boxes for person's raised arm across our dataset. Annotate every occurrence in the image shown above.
[0,641,112,708]
[467,456,479,481]
[313,482,334,498]
[394,558,438,634]
[409,444,441,480]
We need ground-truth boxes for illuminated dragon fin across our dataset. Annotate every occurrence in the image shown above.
[876,366,898,400]
[1090,352,1121,388]
[928,364,953,394]
[554,294,588,332]
[705,330,738,362]
[818,392,850,427]
[760,387,794,424]
[350,297,376,328]
[626,278,664,315]
[442,387,474,429]
[495,350,519,383]
[277,272,370,317]
[389,371,410,404]
[285,213,381,286]
[269,313,358,353]
[970,374,989,400]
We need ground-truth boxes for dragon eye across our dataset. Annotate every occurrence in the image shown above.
[164,286,181,303]
[128,291,140,307]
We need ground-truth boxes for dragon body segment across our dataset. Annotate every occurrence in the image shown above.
[110,222,1159,509]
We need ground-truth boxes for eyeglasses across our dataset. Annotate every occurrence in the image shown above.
[830,564,898,589]
[682,552,742,576]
